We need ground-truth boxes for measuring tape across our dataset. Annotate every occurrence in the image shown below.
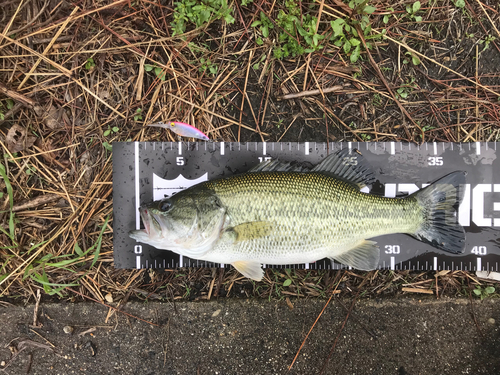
[113,142,500,272]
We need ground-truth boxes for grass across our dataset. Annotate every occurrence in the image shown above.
[0,0,499,302]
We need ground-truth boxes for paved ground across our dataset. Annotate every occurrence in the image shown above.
[0,297,499,374]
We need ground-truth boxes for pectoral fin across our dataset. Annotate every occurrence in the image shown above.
[232,261,264,281]
[332,240,380,270]
[230,221,273,242]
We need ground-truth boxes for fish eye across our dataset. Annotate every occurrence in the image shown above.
[160,200,172,212]
[170,122,175,127]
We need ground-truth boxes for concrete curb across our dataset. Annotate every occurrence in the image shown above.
[1,297,498,374]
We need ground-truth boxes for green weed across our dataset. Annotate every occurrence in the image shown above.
[0,99,14,121]
[251,11,274,46]
[479,35,497,52]
[0,162,16,246]
[24,216,109,297]
[199,57,218,75]
[329,0,384,63]
[473,285,495,300]
[134,108,143,121]
[84,57,96,70]
[144,64,166,81]
[171,0,235,36]
[405,1,422,22]
[103,125,119,137]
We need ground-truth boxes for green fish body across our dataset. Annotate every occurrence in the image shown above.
[129,149,466,280]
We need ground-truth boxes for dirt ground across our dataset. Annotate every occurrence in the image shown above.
[0,0,499,306]
[1,297,499,374]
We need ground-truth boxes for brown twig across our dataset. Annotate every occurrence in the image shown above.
[66,288,159,327]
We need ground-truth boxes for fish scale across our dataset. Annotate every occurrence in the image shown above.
[202,172,424,266]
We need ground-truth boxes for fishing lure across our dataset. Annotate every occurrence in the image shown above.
[148,121,209,141]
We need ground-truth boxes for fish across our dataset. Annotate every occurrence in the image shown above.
[148,121,209,141]
[129,149,466,281]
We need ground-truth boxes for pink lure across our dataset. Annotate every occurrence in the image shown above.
[148,121,210,141]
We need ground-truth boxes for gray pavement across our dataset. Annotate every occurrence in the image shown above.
[0,297,499,374]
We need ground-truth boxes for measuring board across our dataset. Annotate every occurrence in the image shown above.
[113,142,500,272]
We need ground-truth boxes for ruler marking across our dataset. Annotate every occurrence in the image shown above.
[134,143,140,230]
[123,141,500,271]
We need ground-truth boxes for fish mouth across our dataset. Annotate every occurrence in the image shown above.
[139,208,151,235]
[139,207,165,237]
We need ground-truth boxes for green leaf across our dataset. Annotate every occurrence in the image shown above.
[331,19,345,37]
[283,279,292,287]
[413,1,421,13]
[103,142,112,151]
[350,44,361,63]
[112,126,119,133]
[144,64,154,72]
[103,129,111,137]
[350,38,361,46]
[262,25,269,38]
[383,15,389,23]
[6,99,14,110]
[343,40,352,53]
[412,55,421,65]
[485,286,495,294]
[256,37,263,45]
[364,5,376,14]
[415,16,422,22]
[454,0,465,8]
[0,163,13,210]
[74,242,83,256]
[251,20,261,27]
[473,288,482,296]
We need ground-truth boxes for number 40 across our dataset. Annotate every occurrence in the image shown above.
[471,246,487,255]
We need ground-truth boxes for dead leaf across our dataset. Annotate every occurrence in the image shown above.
[6,124,36,153]
[33,103,67,129]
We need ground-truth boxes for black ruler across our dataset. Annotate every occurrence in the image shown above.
[113,142,500,272]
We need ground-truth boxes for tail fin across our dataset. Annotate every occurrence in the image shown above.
[411,171,466,254]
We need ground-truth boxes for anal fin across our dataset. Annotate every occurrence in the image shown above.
[333,240,380,270]
[232,261,264,281]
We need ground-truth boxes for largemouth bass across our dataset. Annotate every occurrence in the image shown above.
[129,149,466,280]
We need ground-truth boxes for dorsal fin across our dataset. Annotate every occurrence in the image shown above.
[248,159,312,173]
[311,148,375,189]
